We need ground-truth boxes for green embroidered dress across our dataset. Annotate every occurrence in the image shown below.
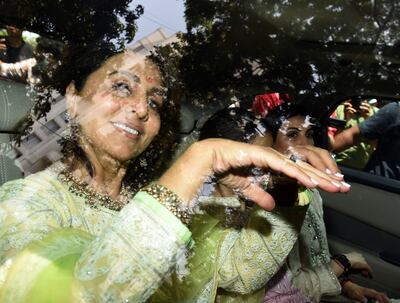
[0,165,191,302]
[151,191,312,303]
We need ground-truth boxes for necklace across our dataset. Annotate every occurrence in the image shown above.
[55,163,132,211]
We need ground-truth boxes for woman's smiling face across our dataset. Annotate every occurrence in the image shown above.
[67,51,165,163]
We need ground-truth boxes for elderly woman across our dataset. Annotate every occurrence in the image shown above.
[0,45,349,303]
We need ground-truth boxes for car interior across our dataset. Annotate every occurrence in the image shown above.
[1,1,399,301]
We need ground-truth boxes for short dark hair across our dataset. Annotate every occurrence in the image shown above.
[200,107,266,143]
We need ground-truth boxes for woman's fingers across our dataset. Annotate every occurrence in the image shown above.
[219,173,276,210]
[361,269,373,279]
[357,260,373,277]
[362,288,390,303]
[243,184,275,210]
[360,262,374,278]
[350,290,368,303]
[295,160,350,192]
[264,156,321,189]
[346,252,374,278]
[290,145,344,180]
[159,139,350,205]
[267,155,350,193]
[213,142,350,194]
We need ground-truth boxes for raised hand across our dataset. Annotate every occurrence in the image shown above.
[285,145,345,181]
[0,38,7,52]
[359,101,374,119]
[158,139,350,211]
[343,101,357,121]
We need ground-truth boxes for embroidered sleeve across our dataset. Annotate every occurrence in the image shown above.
[74,191,191,302]
[289,263,341,302]
[0,174,68,263]
[0,174,191,303]
[287,190,341,302]
[218,206,307,294]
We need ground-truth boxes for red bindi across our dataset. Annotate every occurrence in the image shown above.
[146,76,155,83]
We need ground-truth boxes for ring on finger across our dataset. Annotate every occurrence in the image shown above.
[289,154,300,163]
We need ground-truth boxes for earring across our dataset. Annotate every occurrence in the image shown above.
[63,112,80,142]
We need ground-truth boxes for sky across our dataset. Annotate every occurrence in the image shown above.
[133,0,186,41]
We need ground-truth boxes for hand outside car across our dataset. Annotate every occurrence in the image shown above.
[359,101,374,119]
[345,252,373,278]
[343,101,357,121]
[342,280,390,303]
[0,38,6,52]
[0,38,6,64]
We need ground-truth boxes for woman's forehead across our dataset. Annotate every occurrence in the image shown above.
[286,115,308,127]
[80,52,164,96]
[101,52,161,80]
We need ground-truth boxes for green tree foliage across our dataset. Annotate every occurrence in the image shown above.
[0,0,143,48]
[176,0,400,110]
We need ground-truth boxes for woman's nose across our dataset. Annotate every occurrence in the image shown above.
[126,97,149,121]
[297,135,309,146]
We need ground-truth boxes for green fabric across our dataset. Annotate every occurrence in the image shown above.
[0,229,92,303]
[216,287,265,303]
[150,212,225,302]
[28,253,78,303]
[0,167,192,302]
[151,192,310,303]
[135,191,192,245]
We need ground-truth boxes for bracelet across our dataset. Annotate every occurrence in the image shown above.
[332,254,351,274]
[142,183,192,226]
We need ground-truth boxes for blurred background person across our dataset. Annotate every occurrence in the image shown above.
[0,24,33,63]
[0,24,36,82]
[331,98,379,170]
[332,101,400,180]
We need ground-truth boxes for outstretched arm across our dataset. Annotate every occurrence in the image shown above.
[331,125,363,153]
[159,139,350,211]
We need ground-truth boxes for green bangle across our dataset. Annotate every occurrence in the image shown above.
[142,183,192,226]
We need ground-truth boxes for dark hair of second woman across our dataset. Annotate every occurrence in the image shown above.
[199,107,265,143]
[263,102,316,141]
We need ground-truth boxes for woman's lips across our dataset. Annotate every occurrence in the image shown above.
[111,122,142,140]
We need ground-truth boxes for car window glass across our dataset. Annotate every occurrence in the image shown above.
[330,97,400,181]
[0,1,399,185]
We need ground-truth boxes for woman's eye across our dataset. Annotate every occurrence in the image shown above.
[287,131,298,139]
[307,131,314,138]
[148,98,161,113]
[111,82,132,96]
